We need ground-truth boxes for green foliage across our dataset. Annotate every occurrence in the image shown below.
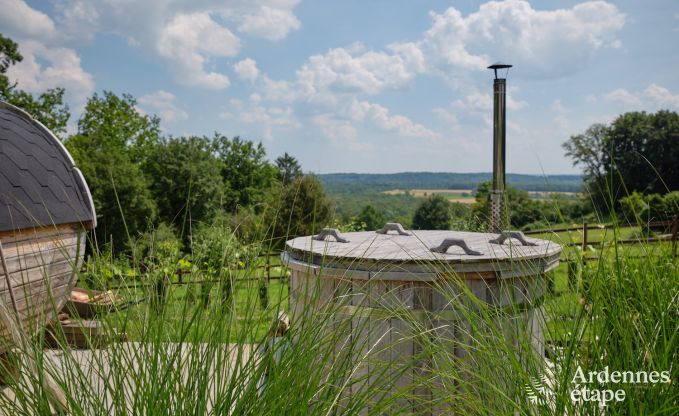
[265,175,333,246]
[0,34,70,135]
[564,111,679,210]
[143,136,224,233]
[320,172,583,193]
[620,191,679,224]
[66,92,159,251]
[192,215,255,306]
[473,181,591,230]
[353,204,385,231]
[215,135,277,211]
[140,223,183,313]
[275,152,302,185]
[0,34,21,74]
[412,194,451,230]
[77,91,161,163]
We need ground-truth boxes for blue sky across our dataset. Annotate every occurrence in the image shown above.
[2,0,679,174]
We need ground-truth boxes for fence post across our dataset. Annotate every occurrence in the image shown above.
[671,215,678,258]
[582,222,588,251]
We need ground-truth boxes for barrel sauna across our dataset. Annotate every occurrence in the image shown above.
[0,101,96,352]
[284,224,561,414]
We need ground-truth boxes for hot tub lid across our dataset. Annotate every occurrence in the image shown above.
[285,225,561,273]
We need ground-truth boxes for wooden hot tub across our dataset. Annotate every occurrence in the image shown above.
[0,101,96,353]
[283,223,561,414]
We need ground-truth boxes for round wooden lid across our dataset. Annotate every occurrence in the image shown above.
[285,227,561,274]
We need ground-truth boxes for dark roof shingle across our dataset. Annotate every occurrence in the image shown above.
[0,101,96,232]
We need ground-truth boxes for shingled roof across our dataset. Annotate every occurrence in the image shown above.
[0,101,96,232]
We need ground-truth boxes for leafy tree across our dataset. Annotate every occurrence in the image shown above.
[605,111,679,194]
[0,34,70,135]
[354,204,385,230]
[66,92,160,251]
[275,152,302,185]
[78,91,161,163]
[412,194,450,230]
[215,135,277,211]
[564,111,679,209]
[143,136,224,234]
[68,133,157,251]
[265,175,333,246]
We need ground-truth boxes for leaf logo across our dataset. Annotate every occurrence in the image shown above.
[526,373,550,406]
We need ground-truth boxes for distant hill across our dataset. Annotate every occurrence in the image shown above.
[319,172,583,193]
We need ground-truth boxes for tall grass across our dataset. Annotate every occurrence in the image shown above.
[0,214,676,415]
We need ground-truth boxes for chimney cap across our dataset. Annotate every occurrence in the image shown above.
[487,62,512,79]
[487,62,512,70]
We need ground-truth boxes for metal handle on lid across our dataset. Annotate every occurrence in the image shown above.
[314,228,349,243]
[489,230,537,246]
[430,238,482,256]
[375,222,411,236]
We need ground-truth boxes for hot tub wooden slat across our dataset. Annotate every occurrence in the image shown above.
[284,229,561,416]
[0,225,84,353]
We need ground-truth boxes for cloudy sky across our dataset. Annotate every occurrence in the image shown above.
[2,0,678,174]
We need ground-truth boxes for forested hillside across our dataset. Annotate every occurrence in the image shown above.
[319,172,582,193]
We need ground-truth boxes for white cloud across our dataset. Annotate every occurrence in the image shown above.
[604,88,641,106]
[422,0,625,78]
[643,84,679,108]
[312,114,371,151]
[39,0,303,91]
[220,101,300,140]
[238,5,301,41]
[350,99,440,140]
[551,100,569,130]
[453,90,526,111]
[138,90,188,122]
[0,0,57,41]
[433,107,460,131]
[234,58,259,83]
[262,76,294,101]
[157,12,239,89]
[296,43,425,97]
[600,84,679,110]
[6,40,94,111]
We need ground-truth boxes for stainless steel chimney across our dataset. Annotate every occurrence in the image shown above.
[487,63,512,233]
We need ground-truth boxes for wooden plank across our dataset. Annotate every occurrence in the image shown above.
[0,233,79,260]
[366,279,390,414]
[412,282,432,415]
[1,258,75,292]
[388,281,414,413]
[350,277,370,415]
[0,224,79,244]
[1,243,79,275]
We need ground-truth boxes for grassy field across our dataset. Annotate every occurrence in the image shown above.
[382,188,580,205]
[0,223,675,415]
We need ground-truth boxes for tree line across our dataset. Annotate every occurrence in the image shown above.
[1,35,334,255]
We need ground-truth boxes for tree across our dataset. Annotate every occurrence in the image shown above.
[215,135,277,212]
[265,175,333,246]
[275,152,302,185]
[563,111,679,209]
[354,204,385,230]
[66,92,160,251]
[0,34,70,135]
[78,91,161,164]
[67,133,157,251]
[412,194,450,230]
[143,136,224,234]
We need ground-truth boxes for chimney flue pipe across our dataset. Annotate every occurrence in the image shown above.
[487,63,512,233]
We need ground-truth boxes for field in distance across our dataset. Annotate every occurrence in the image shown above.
[383,189,580,204]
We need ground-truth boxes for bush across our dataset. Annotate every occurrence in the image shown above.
[412,194,450,230]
